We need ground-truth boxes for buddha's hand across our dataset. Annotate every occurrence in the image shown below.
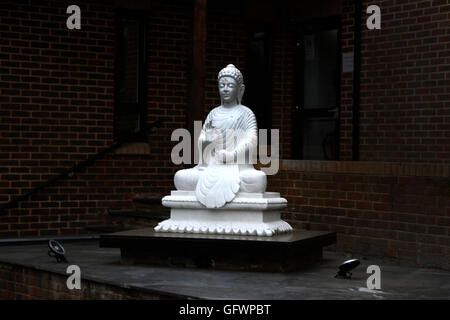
[206,129,222,144]
[215,149,235,164]
[204,121,221,143]
[205,129,216,143]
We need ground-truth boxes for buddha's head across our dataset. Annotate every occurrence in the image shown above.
[218,64,245,106]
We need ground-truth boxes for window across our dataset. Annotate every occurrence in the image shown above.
[245,25,273,133]
[114,11,147,143]
[293,16,341,160]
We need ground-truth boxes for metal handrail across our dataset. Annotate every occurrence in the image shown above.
[1,119,162,212]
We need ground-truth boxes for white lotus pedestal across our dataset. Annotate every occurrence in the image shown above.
[154,191,293,237]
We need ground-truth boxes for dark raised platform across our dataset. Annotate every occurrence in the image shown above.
[100,228,336,272]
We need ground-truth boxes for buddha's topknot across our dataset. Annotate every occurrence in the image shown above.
[217,64,244,86]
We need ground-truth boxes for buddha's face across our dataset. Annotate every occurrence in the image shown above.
[218,76,238,105]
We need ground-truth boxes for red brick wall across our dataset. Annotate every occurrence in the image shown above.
[0,0,190,237]
[340,0,355,160]
[145,0,191,186]
[0,262,175,299]
[357,0,450,162]
[268,160,450,269]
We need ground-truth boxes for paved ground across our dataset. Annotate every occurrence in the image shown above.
[0,240,448,299]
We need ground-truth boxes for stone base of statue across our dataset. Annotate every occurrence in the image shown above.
[154,191,293,236]
[98,191,337,272]
[99,228,337,272]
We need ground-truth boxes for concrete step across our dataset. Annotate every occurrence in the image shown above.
[132,196,169,220]
[85,224,132,233]
[106,209,166,229]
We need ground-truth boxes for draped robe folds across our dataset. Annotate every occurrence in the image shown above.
[195,105,258,208]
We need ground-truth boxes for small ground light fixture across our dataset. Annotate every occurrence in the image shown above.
[48,240,68,263]
[335,259,360,279]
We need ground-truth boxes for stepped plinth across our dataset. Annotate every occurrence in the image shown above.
[154,191,292,236]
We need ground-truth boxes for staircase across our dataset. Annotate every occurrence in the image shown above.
[85,195,170,234]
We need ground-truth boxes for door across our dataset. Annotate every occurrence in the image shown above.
[293,16,341,160]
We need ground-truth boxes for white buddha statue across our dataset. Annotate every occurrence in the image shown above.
[155,64,292,236]
[174,64,267,208]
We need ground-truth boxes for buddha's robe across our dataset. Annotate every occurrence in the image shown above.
[174,105,266,208]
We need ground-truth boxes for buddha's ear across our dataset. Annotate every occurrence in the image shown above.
[238,84,245,104]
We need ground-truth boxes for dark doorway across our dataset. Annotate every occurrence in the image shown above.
[293,16,341,160]
[245,24,273,133]
[114,11,147,143]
